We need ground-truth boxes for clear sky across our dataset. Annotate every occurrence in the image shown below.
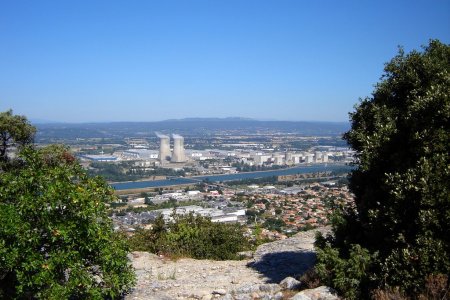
[1,0,449,123]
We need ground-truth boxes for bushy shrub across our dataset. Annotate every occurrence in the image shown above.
[128,213,250,260]
[315,40,450,298]
[0,146,135,299]
[315,239,376,299]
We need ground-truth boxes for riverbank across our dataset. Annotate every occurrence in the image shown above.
[111,163,351,191]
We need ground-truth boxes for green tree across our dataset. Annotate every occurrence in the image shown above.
[315,40,450,298]
[0,146,135,298]
[0,110,36,165]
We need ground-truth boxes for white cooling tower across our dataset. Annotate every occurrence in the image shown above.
[156,132,171,163]
[171,134,185,163]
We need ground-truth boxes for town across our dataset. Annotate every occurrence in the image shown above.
[35,120,355,242]
[110,178,354,241]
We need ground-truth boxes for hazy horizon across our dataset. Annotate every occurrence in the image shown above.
[1,1,449,122]
[30,116,351,124]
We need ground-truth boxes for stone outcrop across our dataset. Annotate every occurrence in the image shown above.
[290,286,339,300]
[126,227,337,300]
[279,277,301,290]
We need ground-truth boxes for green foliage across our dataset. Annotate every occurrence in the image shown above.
[263,217,286,232]
[315,40,450,298]
[250,224,274,247]
[0,110,36,166]
[315,236,376,299]
[0,146,135,299]
[128,213,250,260]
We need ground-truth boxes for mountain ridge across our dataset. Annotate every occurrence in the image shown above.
[33,117,348,125]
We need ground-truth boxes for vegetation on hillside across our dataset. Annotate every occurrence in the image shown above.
[128,213,250,260]
[0,111,135,299]
[314,40,450,299]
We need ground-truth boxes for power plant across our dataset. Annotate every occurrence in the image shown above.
[155,132,186,163]
[156,133,171,163]
[171,134,185,163]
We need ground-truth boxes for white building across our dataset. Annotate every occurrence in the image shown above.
[122,149,159,160]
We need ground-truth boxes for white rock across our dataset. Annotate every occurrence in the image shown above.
[220,294,233,300]
[290,286,339,300]
[259,283,281,293]
[212,289,227,295]
[280,277,301,290]
[274,291,284,300]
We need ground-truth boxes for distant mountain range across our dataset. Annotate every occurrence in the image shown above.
[32,116,347,124]
[30,118,61,124]
[34,118,350,141]
[161,117,256,122]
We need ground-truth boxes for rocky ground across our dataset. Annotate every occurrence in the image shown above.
[126,227,338,300]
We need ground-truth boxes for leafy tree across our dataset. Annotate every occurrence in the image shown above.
[315,40,450,298]
[0,146,135,298]
[0,110,36,165]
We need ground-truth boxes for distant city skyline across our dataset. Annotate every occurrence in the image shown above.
[1,0,449,122]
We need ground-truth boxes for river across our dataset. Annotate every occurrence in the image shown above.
[110,163,352,191]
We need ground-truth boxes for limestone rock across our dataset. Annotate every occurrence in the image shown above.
[290,286,339,300]
[273,291,284,300]
[212,289,227,295]
[238,251,254,259]
[126,227,331,300]
[258,283,281,293]
[280,276,301,290]
[233,283,261,294]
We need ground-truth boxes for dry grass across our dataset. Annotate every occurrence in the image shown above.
[372,274,449,300]
[371,287,408,300]
[418,274,449,300]
[298,268,322,290]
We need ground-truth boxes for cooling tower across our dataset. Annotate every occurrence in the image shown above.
[285,151,293,162]
[171,134,185,163]
[156,132,171,163]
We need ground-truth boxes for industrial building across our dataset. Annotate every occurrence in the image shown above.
[122,149,159,160]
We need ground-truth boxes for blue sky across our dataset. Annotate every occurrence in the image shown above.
[1,1,449,123]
